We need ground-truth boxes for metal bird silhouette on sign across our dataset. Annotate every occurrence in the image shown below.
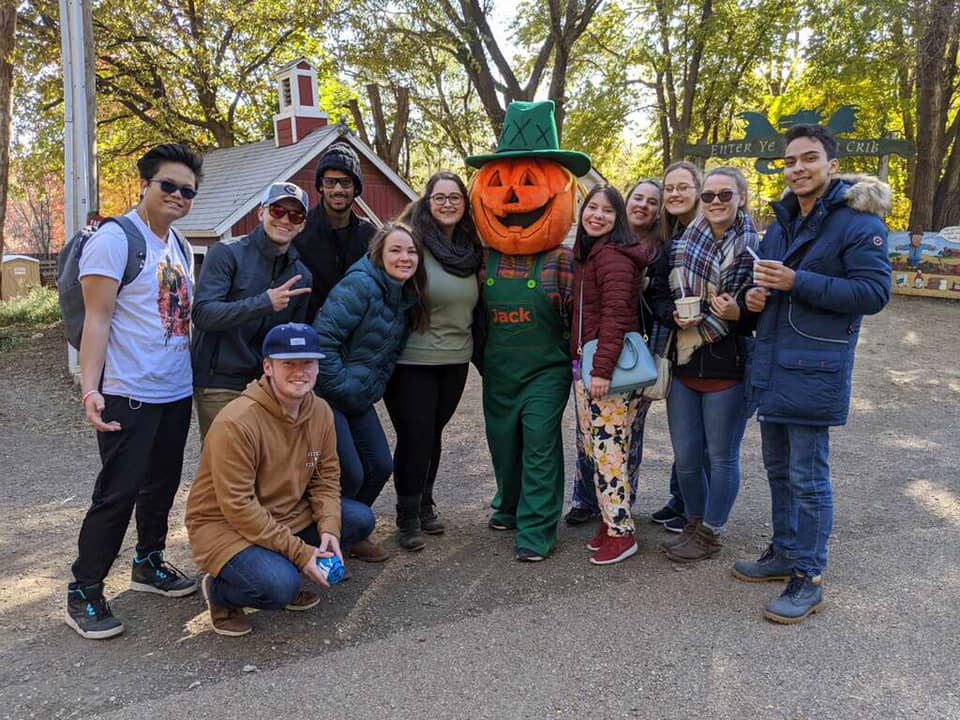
[682,106,915,174]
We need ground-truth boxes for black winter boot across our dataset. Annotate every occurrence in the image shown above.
[396,495,426,551]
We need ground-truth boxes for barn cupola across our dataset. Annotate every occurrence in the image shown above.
[272,58,328,147]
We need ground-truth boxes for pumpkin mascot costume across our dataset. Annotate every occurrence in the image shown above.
[465,100,592,561]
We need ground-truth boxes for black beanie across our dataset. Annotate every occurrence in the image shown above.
[315,144,363,196]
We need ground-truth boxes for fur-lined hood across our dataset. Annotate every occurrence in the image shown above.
[778,174,892,218]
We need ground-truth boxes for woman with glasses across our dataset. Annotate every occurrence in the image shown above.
[661,166,759,563]
[312,222,430,562]
[192,183,313,439]
[571,185,657,565]
[383,172,482,551]
[564,178,663,527]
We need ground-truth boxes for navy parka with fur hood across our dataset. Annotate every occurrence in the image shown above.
[748,175,891,426]
[312,256,417,416]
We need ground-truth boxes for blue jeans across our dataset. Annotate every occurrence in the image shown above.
[209,499,375,610]
[334,407,393,506]
[761,422,833,576]
[666,380,747,529]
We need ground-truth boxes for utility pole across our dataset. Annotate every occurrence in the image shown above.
[59,0,97,372]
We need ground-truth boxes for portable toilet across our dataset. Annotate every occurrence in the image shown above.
[1,255,42,300]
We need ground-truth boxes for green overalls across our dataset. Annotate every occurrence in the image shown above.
[482,250,572,557]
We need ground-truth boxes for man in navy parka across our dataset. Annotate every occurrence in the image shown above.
[733,123,891,624]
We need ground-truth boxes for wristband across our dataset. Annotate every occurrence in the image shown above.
[81,389,98,405]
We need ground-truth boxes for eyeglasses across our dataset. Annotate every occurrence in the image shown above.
[267,204,306,224]
[321,176,355,189]
[700,190,736,203]
[429,193,464,206]
[663,183,694,195]
[149,178,197,200]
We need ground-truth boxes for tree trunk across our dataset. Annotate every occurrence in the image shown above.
[0,6,16,300]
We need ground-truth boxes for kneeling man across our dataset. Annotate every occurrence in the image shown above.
[186,323,374,636]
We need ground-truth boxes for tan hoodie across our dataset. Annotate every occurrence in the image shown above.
[185,376,341,576]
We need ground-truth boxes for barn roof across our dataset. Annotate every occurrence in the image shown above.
[174,122,417,237]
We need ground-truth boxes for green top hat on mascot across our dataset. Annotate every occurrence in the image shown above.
[467,100,592,256]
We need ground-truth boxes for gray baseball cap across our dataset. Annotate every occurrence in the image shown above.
[261,182,309,212]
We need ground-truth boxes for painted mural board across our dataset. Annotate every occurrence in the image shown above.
[889,231,960,300]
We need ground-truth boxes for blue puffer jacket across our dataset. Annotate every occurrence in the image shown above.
[312,256,417,415]
[748,175,891,426]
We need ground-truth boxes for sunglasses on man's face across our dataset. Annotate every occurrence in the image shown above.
[700,190,735,204]
[321,176,354,189]
[267,204,306,224]
[149,178,198,200]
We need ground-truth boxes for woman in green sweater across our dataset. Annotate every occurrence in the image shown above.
[384,171,483,551]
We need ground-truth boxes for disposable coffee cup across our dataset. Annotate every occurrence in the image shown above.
[754,258,784,284]
[675,296,701,320]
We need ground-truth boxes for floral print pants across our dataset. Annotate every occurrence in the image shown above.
[573,377,642,536]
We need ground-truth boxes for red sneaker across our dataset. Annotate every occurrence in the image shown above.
[589,532,638,565]
[586,521,608,552]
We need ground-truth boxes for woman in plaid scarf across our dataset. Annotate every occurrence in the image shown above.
[661,167,759,563]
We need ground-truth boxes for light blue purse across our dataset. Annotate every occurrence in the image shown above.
[578,279,658,394]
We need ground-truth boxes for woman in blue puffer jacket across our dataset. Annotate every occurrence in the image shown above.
[312,222,429,561]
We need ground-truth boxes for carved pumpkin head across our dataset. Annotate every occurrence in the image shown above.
[470,158,577,255]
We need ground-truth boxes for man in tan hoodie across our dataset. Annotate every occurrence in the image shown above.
[186,323,375,636]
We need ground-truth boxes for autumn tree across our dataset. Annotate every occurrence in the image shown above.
[0,5,15,298]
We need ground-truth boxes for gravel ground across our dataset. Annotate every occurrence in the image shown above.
[0,295,958,719]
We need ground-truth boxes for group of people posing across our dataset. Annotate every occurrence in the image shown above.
[64,120,891,642]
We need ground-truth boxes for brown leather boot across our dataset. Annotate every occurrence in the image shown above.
[348,537,391,563]
[658,518,701,552]
[664,522,722,563]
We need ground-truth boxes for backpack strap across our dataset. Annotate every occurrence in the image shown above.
[107,215,148,290]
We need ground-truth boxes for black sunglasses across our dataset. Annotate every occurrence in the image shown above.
[700,190,735,203]
[321,177,355,189]
[149,178,198,200]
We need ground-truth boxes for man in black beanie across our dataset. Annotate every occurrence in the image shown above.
[293,143,376,320]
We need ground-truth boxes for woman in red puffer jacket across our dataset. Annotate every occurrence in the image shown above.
[570,185,656,566]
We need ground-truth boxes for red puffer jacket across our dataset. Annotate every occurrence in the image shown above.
[571,240,654,380]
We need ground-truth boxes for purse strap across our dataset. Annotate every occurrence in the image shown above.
[577,277,584,357]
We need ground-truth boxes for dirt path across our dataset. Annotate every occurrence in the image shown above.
[0,295,958,719]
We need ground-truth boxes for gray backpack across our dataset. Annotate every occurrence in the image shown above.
[57,215,188,349]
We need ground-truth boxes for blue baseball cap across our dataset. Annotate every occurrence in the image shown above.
[262,323,325,360]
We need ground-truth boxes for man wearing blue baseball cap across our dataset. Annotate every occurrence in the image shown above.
[185,323,375,636]
[191,182,314,439]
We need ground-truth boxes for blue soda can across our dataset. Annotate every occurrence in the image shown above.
[316,555,345,585]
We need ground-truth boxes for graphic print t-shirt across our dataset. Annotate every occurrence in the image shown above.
[79,210,194,402]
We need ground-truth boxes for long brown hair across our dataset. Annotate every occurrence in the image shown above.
[660,160,703,245]
[368,221,430,332]
[400,170,480,250]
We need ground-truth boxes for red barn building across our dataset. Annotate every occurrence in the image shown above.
[175,58,417,255]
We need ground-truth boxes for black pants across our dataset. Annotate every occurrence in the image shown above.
[382,363,469,503]
[71,394,192,586]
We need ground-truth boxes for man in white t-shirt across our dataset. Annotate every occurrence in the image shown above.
[66,143,204,640]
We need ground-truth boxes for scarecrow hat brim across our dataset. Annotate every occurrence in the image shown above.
[465,148,592,177]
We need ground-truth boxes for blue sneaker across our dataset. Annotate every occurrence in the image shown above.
[130,551,197,597]
[732,545,793,582]
[65,584,124,640]
[763,572,824,624]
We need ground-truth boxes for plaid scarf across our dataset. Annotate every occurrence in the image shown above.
[669,210,759,365]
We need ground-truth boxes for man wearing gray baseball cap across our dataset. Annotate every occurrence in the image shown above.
[186,322,376,636]
[191,182,314,439]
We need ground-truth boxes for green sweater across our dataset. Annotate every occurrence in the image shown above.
[399,249,478,365]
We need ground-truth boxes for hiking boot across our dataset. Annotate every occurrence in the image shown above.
[129,551,197,597]
[65,584,124,640]
[763,572,824,624]
[664,523,721,563]
[586,521,609,552]
[589,533,638,565]
[651,505,683,525]
[396,495,426,552]
[285,590,321,612]
[732,545,793,583]
[420,504,446,535]
[658,518,701,551]
[662,516,686,533]
[201,575,252,637]
[515,547,545,562]
[564,506,600,526]
[348,538,390,563]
